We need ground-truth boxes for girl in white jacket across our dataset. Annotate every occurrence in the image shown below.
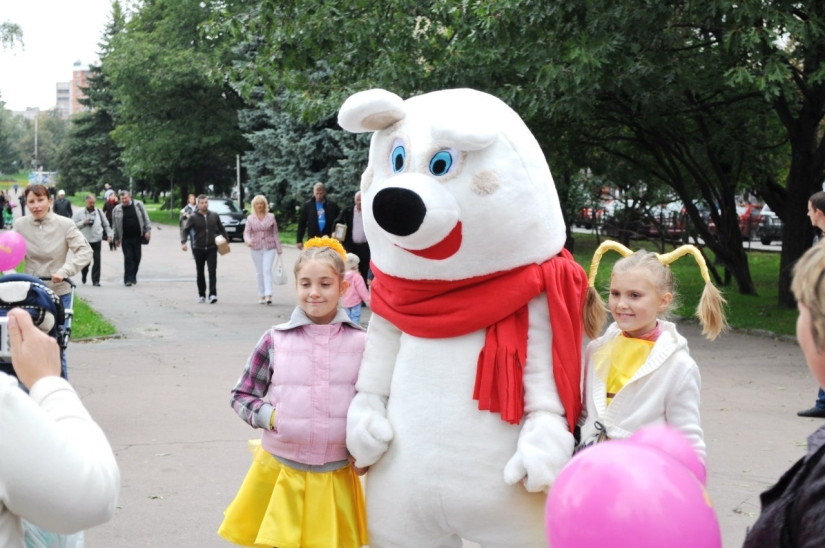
[577,242,728,459]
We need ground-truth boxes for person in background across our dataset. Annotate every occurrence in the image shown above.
[14,184,92,378]
[52,190,73,218]
[103,183,115,202]
[296,182,340,250]
[112,190,151,287]
[342,252,370,325]
[334,191,371,283]
[0,308,120,547]
[744,242,825,546]
[73,194,113,287]
[180,194,197,257]
[243,195,283,305]
[103,193,118,251]
[798,190,825,418]
[181,195,228,304]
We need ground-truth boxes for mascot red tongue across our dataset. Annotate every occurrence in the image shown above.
[340,88,587,548]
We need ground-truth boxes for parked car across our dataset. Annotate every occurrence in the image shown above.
[708,203,763,240]
[757,204,783,245]
[209,198,247,242]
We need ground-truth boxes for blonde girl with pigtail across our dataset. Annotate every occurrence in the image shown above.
[219,236,369,548]
[576,241,727,460]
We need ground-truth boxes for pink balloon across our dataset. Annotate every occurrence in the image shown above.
[630,425,707,484]
[546,436,721,548]
[0,231,26,271]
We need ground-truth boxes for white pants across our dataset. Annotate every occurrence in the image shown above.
[250,248,277,296]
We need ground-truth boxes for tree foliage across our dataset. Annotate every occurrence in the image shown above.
[0,21,23,51]
[56,1,126,194]
[106,0,248,205]
[219,0,815,296]
[240,92,368,223]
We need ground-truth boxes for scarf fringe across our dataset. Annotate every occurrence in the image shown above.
[474,322,526,425]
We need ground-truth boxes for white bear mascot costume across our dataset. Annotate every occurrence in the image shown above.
[340,88,588,548]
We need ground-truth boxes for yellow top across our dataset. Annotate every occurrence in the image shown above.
[593,335,655,406]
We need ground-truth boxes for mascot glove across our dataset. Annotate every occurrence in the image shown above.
[346,392,394,468]
[503,411,574,493]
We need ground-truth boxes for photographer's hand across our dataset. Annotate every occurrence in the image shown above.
[8,308,61,389]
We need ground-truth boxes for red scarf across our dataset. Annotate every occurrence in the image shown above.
[370,249,587,431]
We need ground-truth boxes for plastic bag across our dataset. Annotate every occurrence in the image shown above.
[23,520,84,548]
[273,255,288,285]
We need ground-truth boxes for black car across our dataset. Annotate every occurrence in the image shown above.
[209,198,247,242]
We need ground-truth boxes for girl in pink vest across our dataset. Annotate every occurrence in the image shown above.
[219,236,368,548]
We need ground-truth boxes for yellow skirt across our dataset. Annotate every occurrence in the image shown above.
[218,442,368,548]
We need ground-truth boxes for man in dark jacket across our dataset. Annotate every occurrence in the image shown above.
[181,195,228,304]
[52,190,73,218]
[334,191,370,282]
[112,190,151,286]
[296,182,340,249]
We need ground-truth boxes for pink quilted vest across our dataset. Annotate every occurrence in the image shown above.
[260,322,366,465]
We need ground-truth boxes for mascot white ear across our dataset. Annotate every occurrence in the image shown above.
[339,89,406,133]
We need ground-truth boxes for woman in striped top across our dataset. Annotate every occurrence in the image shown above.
[243,195,283,304]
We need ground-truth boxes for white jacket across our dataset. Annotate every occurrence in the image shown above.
[0,373,120,547]
[578,320,706,459]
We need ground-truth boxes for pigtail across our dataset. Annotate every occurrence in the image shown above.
[584,286,607,340]
[657,245,728,340]
[585,241,635,339]
[697,282,728,340]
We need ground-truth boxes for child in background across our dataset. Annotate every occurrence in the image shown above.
[342,253,370,325]
[219,236,368,548]
[577,242,727,459]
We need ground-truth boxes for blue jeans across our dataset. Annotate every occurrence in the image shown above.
[59,293,72,379]
[345,305,362,325]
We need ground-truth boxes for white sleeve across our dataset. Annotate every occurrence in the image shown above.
[665,359,706,461]
[0,374,120,534]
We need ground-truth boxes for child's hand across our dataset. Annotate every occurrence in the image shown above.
[348,454,369,475]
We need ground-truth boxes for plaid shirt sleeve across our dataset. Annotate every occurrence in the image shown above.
[230,329,274,427]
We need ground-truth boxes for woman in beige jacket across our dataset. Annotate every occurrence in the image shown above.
[13,184,92,378]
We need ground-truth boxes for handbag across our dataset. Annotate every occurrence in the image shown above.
[273,254,288,285]
[140,227,150,245]
[23,520,84,548]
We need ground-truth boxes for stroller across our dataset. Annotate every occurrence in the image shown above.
[0,274,75,382]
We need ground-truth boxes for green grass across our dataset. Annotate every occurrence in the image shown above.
[570,233,798,337]
[71,297,117,339]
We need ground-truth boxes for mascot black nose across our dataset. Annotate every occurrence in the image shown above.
[373,187,427,237]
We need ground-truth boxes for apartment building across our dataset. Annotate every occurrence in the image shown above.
[56,82,71,119]
[70,60,90,115]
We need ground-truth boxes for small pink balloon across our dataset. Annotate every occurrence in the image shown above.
[546,439,721,548]
[630,425,707,484]
[0,231,27,271]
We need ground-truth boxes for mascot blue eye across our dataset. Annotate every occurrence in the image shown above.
[391,145,406,173]
[429,150,454,176]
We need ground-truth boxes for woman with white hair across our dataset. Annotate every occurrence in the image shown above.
[242,195,283,304]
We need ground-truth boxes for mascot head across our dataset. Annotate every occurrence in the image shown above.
[338,88,566,281]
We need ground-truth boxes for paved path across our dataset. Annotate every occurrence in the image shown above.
[65,220,815,547]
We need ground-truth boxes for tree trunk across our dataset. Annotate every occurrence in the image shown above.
[778,147,820,307]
